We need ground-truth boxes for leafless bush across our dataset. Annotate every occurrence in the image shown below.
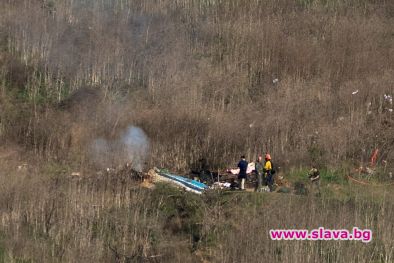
[1,159,394,262]
[1,0,392,170]
[0,1,393,260]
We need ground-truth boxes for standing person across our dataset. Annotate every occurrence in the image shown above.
[264,153,274,192]
[254,155,264,192]
[308,165,320,195]
[238,155,248,190]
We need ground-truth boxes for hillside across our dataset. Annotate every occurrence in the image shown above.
[0,0,393,262]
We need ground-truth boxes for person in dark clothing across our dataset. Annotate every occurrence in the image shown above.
[254,155,264,192]
[308,165,320,195]
[238,155,248,190]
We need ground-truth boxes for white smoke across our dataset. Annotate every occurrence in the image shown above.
[91,126,150,171]
[121,126,149,171]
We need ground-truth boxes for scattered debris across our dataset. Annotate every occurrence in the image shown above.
[106,167,116,173]
[354,166,375,176]
[140,180,155,189]
[384,94,393,104]
[272,78,279,84]
[190,159,219,185]
[17,163,28,171]
[366,102,372,114]
[370,149,378,167]
[275,175,291,188]
[347,175,394,186]
[227,162,255,175]
[210,182,231,190]
[149,168,208,194]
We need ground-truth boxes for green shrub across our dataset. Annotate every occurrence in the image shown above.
[0,233,7,263]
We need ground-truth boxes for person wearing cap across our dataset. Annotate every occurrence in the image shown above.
[237,155,248,190]
[254,155,264,192]
[264,153,274,192]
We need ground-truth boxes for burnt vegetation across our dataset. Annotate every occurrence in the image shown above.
[0,0,394,262]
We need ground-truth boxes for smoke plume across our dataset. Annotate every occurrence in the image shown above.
[91,126,149,171]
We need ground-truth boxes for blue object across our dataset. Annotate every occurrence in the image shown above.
[158,170,208,193]
[238,160,248,179]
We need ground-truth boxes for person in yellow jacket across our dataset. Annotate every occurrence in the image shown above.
[263,153,274,192]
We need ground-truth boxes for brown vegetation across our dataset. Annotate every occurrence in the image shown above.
[0,0,393,170]
[1,158,394,262]
[0,0,394,262]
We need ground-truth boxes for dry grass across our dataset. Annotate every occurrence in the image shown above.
[1,0,393,171]
[0,0,393,262]
[0,157,394,262]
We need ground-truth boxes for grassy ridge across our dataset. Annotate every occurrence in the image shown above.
[0,158,393,262]
[0,0,393,262]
